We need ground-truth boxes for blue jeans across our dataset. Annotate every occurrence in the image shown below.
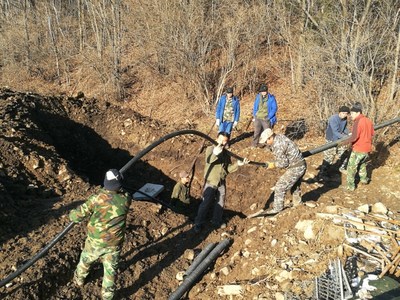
[219,121,234,135]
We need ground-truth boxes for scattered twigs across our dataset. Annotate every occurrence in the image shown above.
[343,244,382,262]
[334,224,391,238]
[321,210,400,278]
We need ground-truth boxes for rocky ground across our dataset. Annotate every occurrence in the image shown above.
[0,88,399,299]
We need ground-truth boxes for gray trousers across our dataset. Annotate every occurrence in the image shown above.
[253,118,271,146]
[195,182,226,226]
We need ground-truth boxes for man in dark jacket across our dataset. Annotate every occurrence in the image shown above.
[319,105,350,178]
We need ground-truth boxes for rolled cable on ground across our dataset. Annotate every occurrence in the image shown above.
[184,243,217,277]
[168,239,231,300]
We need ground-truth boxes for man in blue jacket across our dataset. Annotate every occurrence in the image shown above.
[252,84,278,147]
[215,87,240,136]
[318,105,350,178]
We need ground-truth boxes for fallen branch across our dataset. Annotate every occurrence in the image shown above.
[335,224,392,239]
[318,213,399,235]
[343,244,382,262]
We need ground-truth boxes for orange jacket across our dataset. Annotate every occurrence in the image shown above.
[349,114,374,153]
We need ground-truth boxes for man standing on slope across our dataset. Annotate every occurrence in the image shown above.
[70,169,132,300]
[215,87,240,137]
[344,102,374,191]
[194,132,249,232]
[259,128,306,214]
[318,105,351,179]
[252,84,278,148]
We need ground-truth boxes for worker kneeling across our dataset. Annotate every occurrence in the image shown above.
[259,128,306,215]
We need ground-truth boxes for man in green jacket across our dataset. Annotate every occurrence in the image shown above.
[194,132,249,232]
[170,170,191,213]
[69,169,132,300]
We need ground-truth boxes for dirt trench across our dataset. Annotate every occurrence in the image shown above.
[0,88,399,299]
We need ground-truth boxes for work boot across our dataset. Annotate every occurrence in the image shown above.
[210,220,226,230]
[359,180,369,185]
[193,224,202,233]
[73,276,84,287]
[264,207,282,215]
[292,193,302,207]
[341,185,355,192]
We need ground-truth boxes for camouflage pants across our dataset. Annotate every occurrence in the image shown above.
[346,151,369,189]
[322,140,348,169]
[74,238,121,300]
[273,162,306,211]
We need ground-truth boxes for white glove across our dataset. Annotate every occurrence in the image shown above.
[216,119,220,126]
[233,121,238,128]
[252,118,255,122]
[213,144,223,156]
[238,158,249,166]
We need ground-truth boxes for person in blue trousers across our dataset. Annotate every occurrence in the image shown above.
[215,87,240,137]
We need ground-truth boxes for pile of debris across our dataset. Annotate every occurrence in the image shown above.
[317,202,400,299]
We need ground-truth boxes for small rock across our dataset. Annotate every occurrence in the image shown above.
[251,267,260,275]
[305,202,317,208]
[184,249,195,261]
[250,203,258,211]
[247,226,257,233]
[271,239,277,247]
[176,271,185,281]
[357,204,369,213]
[304,225,315,240]
[217,285,243,296]
[242,249,251,258]
[371,202,387,214]
[161,227,168,235]
[295,220,314,232]
[304,259,316,264]
[245,239,252,245]
[275,270,291,282]
[220,266,231,276]
[325,205,339,214]
[275,292,285,300]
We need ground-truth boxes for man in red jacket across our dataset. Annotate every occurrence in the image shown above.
[345,102,374,191]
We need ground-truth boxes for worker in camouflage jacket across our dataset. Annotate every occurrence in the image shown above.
[194,132,249,232]
[259,128,306,214]
[69,169,132,300]
[170,170,191,213]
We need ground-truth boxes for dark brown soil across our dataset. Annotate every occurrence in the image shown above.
[0,88,399,299]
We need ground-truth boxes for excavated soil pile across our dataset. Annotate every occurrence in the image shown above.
[0,88,399,299]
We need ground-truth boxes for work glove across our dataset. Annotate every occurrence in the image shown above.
[216,119,220,126]
[233,121,238,128]
[265,161,276,169]
[213,144,223,156]
[238,158,249,166]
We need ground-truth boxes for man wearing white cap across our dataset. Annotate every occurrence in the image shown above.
[259,128,306,214]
